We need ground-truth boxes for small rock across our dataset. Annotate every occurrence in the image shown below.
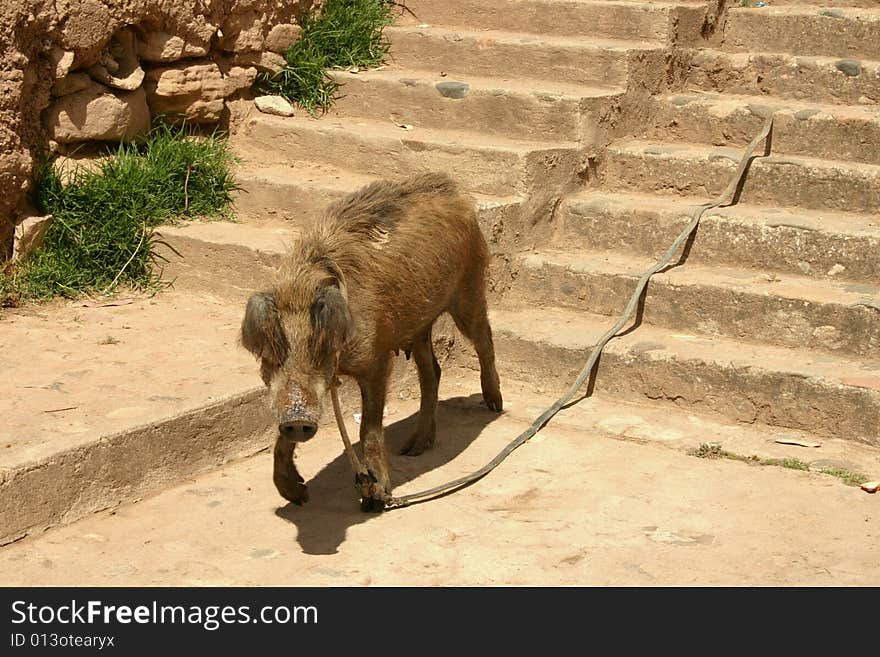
[435,81,470,99]
[793,108,820,121]
[218,12,269,52]
[774,437,821,448]
[137,32,209,62]
[12,215,52,261]
[45,82,151,143]
[861,481,880,494]
[50,47,75,80]
[144,62,254,123]
[747,103,774,118]
[265,23,302,53]
[835,59,862,77]
[89,62,145,91]
[857,95,876,105]
[818,9,844,19]
[827,263,846,276]
[234,51,286,75]
[53,71,92,97]
[255,95,295,117]
[88,29,144,91]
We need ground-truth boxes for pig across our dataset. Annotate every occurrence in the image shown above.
[240,173,503,511]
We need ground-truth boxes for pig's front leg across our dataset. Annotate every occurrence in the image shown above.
[273,435,309,505]
[357,368,392,512]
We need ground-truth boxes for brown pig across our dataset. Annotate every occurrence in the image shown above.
[240,173,503,511]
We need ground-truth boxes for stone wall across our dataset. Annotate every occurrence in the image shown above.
[0,0,314,258]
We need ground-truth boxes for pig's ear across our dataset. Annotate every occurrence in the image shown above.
[241,292,289,378]
[309,284,352,367]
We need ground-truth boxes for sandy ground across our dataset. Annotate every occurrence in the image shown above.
[1,374,877,587]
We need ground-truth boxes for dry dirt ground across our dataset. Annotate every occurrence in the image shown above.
[1,368,878,587]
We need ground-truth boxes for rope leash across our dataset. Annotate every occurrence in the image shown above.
[334,117,775,510]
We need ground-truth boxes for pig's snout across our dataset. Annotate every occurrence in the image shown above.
[279,419,318,442]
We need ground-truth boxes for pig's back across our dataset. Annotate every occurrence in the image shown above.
[327,174,488,343]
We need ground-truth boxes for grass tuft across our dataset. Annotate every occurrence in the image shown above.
[1,123,237,305]
[816,468,869,487]
[257,0,396,115]
[762,457,810,471]
[688,442,870,487]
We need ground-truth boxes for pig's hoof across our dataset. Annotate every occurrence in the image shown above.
[483,388,503,412]
[360,495,386,513]
[359,485,389,512]
[399,431,434,456]
[356,471,389,512]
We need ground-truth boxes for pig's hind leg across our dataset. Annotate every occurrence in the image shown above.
[449,273,503,413]
[400,326,441,456]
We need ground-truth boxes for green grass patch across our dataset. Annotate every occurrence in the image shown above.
[816,467,869,488]
[688,442,869,487]
[762,457,810,471]
[1,124,236,305]
[257,0,396,115]
[687,443,756,463]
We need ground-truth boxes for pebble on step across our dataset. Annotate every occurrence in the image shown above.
[254,95,295,117]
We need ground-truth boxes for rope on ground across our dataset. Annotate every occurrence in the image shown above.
[374,116,774,510]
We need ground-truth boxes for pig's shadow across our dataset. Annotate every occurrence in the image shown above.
[274,393,501,555]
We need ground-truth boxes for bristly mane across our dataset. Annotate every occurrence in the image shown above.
[326,172,460,242]
[274,173,461,310]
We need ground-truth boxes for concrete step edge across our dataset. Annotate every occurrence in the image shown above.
[608,139,880,174]
[327,66,626,99]
[488,303,880,444]
[558,191,880,283]
[518,247,880,308]
[386,23,666,51]
[510,247,880,357]
[238,112,583,154]
[0,387,272,547]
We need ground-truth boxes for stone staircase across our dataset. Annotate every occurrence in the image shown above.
[226,0,880,448]
[3,0,879,549]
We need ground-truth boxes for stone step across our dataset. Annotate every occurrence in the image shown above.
[645,92,880,166]
[603,139,880,214]
[328,67,623,143]
[5,372,880,586]
[231,159,378,222]
[386,24,665,89]
[0,258,275,546]
[395,0,702,43]
[510,248,880,358]
[722,5,880,59]
[232,112,583,198]
[230,159,524,242]
[489,304,880,445]
[560,191,880,283]
[749,1,878,7]
[683,48,880,104]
